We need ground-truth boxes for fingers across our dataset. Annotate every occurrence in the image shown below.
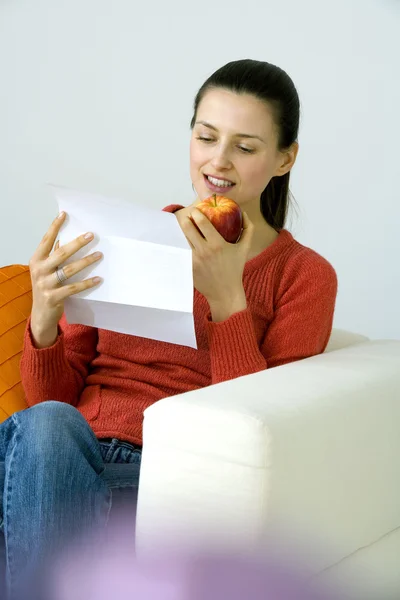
[184,209,225,251]
[52,275,102,303]
[191,209,225,242]
[34,212,66,261]
[46,231,95,272]
[180,208,253,251]
[180,214,206,250]
[59,251,103,282]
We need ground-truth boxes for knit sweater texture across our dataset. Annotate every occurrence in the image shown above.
[20,205,338,445]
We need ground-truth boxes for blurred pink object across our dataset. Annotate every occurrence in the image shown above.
[45,510,337,600]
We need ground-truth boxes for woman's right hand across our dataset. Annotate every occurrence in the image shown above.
[29,211,103,348]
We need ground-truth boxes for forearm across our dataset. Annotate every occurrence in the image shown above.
[20,315,97,407]
[30,311,59,349]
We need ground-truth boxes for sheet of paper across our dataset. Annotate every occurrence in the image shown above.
[51,185,197,348]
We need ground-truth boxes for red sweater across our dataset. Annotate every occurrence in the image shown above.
[20,205,338,446]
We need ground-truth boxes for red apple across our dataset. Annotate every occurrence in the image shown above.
[191,194,243,243]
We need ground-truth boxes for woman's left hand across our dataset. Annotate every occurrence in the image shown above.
[179,208,254,317]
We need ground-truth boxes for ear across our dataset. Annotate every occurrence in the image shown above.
[273,142,299,177]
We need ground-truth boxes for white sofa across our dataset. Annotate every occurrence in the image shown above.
[136,329,400,598]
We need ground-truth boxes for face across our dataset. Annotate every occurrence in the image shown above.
[190,88,298,218]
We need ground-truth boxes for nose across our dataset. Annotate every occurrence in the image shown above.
[210,145,232,171]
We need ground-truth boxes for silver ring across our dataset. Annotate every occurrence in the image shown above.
[55,266,68,285]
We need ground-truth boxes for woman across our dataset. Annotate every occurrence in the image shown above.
[0,59,337,596]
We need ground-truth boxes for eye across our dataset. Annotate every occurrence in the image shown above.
[238,146,255,154]
[196,136,255,154]
[196,136,214,143]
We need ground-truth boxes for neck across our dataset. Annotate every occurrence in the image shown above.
[240,200,280,259]
[243,201,267,229]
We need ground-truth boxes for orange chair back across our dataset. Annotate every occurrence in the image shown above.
[0,265,31,422]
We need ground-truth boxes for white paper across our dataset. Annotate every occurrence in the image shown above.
[51,185,197,348]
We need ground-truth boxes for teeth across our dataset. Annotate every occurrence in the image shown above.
[207,176,234,187]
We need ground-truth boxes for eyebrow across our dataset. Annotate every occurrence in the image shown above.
[195,120,266,143]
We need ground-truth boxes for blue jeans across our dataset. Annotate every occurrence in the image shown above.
[0,401,142,599]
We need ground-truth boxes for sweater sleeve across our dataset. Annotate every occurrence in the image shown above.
[20,313,98,407]
[205,252,338,384]
[205,307,267,384]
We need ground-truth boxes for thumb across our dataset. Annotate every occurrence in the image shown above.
[238,211,254,245]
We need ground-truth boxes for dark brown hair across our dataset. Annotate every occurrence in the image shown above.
[190,59,300,230]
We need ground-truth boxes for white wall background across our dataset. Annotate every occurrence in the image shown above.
[1,0,399,339]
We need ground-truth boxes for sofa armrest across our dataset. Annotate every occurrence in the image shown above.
[324,328,369,352]
[136,340,400,569]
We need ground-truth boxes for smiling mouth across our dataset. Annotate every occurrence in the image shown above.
[204,174,236,189]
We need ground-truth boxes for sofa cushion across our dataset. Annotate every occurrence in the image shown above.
[0,265,31,422]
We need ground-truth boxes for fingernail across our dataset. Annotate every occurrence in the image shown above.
[93,277,102,283]
[93,251,102,258]
[58,211,65,219]
[84,232,94,239]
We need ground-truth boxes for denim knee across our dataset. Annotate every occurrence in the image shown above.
[19,400,82,423]
[11,402,101,470]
